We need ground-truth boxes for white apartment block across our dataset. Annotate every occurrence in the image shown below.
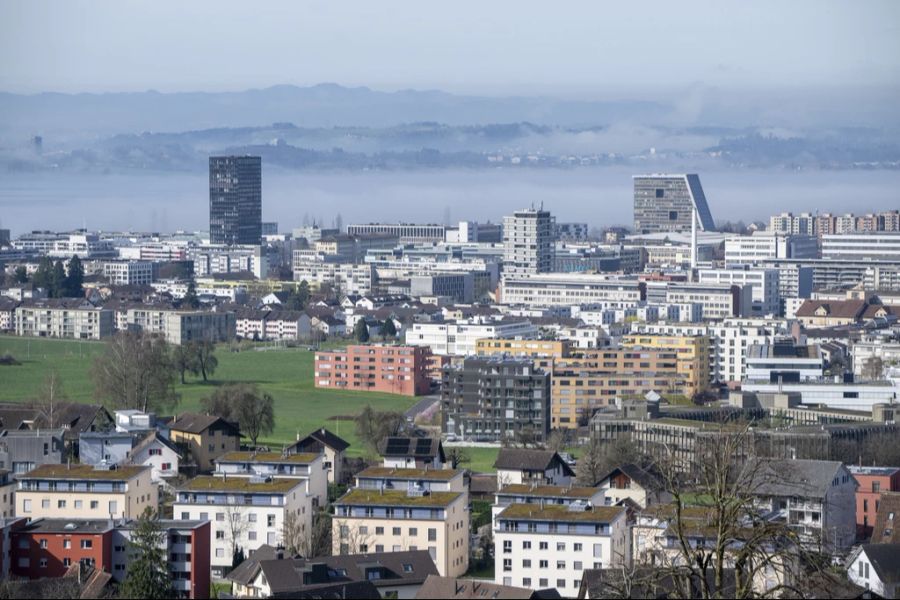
[292,259,376,295]
[405,318,538,356]
[126,308,236,345]
[697,267,781,316]
[503,208,554,276]
[48,233,116,259]
[102,260,154,286]
[174,476,311,578]
[190,244,268,279]
[724,232,818,265]
[213,451,328,510]
[494,504,628,596]
[822,233,900,261]
[14,300,114,340]
[769,212,816,236]
[853,342,900,379]
[501,273,643,308]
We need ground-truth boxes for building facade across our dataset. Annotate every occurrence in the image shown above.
[633,174,715,234]
[209,155,262,246]
[314,344,432,396]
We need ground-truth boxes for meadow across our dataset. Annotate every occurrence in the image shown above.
[0,335,418,459]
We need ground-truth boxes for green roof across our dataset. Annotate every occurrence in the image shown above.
[497,503,625,523]
[335,489,463,508]
[356,467,463,481]
[497,484,602,499]
[179,475,305,494]
[216,451,320,464]
[20,464,149,481]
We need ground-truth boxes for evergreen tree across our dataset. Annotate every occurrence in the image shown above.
[183,279,200,309]
[32,256,53,291]
[354,318,369,343]
[13,266,28,284]
[232,546,246,569]
[64,255,84,297]
[120,508,172,599]
[50,260,67,298]
[381,318,397,338]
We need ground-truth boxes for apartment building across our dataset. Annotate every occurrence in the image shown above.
[500,273,643,308]
[645,281,752,320]
[745,342,824,383]
[213,451,327,509]
[491,484,606,525]
[354,466,466,494]
[410,273,475,303]
[769,212,816,236]
[441,357,551,443]
[101,260,154,286]
[292,258,376,295]
[9,518,211,598]
[14,300,114,340]
[848,466,900,539]
[697,267,781,316]
[621,334,710,396]
[174,475,310,577]
[503,208,554,276]
[16,464,156,520]
[314,344,432,396]
[475,338,572,359]
[405,318,538,356]
[494,503,628,595]
[125,308,236,345]
[332,488,469,577]
[189,244,267,279]
[548,343,708,429]
[167,414,241,472]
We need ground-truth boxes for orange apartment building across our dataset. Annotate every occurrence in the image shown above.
[314,344,432,396]
[849,466,900,539]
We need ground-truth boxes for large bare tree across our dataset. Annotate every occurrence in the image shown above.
[201,383,275,447]
[90,331,180,413]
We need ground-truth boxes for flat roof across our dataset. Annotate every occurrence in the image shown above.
[15,519,114,534]
[216,451,320,464]
[496,484,601,499]
[179,476,305,494]
[20,464,149,481]
[356,467,463,482]
[336,489,463,509]
[497,503,624,523]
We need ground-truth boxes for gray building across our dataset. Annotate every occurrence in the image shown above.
[633,174,716,234]
[410,273,474,303]
[209,155,262,246]
[79,431,134,467]
[0,429,66,475]
[503,208,554,277]
[441,357,551,443]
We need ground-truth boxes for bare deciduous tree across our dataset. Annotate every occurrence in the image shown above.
[90,331,179,413]
[284,508,332,558]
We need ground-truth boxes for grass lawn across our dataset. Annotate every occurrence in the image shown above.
[464,446,501,473]
[0,335,417,458]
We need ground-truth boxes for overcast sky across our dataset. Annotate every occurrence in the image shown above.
[1,0,898,96]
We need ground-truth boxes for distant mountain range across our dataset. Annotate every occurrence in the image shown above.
[0,83,667,138]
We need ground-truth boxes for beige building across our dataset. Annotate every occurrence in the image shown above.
[476,338,572,359]
[333,489,469,577]
[16,464,156,520]
[168,414,241,472]
[126,308,236,345]
[14,299,114,339]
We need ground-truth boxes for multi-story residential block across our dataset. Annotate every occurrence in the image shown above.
[175,475,310,578]
[314,344,432,396]
[491,484,606,525]
[125,307,236,345]
[697,266,781,316]
[621,334,710,396]
[332,488,469,577]
[48,233,116,259]
[286,428,350,485]
[493,503,628,595]
[769,212,816,236]
[0,470,15,518]
[16,464,156,520]
[101,260,154,286]
[9,518,211,598]
[633,174,715,234]
[354,466,466,494]
[441,357,551,443]
[853,342,900,379]
[475,338,572,359]
[13,299,114,340]
[189,244,268,278]
[503,208,554,276]
[209,155,262,246]
[554,222,589,241]
[213,451,327,509]
[500,273,644,308]
[405,318,538,356]
[347,223,446,243]
[848,466,900,539]
[494,449,575,488]
[167,414,241,472]
[292,258,376,295]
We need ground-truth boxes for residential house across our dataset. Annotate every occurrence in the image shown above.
[847,543,900,598]
[594,464,671,508]
[494,449,575,489]
[213,451,327,509]
[379,437,447,470]
[287,428,350,485]
[167,413,241,472]
[416,575,561,599]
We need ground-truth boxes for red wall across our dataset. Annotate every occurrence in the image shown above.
[11,530,112,579]
[189,522,211,599]
[853,471,900,539]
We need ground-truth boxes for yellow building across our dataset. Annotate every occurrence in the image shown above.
[168,414,242,472]
[332,489,469,577]
[475,338,572,359]
[621,333,710,394]
[16,464,156,520]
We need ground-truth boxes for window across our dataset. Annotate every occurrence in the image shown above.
[376,527,384,535]
[503,540,512,554]
[409,527,417,536]
[40,558,48,568]
[63,539,71,549]
[42,499,50,509]
[873,482,881,493]
[81,540,93,549]
[557,579,566,589]
[523,541,531,549]
[557,560,566,569]
[393,527,401,536]
[74,500,83,509]
[39,539,48,548]
[215,548,225,558]
[216,531,225,540]
[427,528,437,542]
[593,544,602,558]
[523,559,531,568]
[248,513,257,523]
[575,561,583,570]
[539,560,548,568]
[539,579,548,588]
[248,531,257,541]
[556,542,565,551]
[523,578,532,587]
[108,501,118,514]
[574,543,582,551]
[503,559,512,572]
[539,541,548,550]
[22,499,31,513]
[91,501,99,509]
[268,515,276,527]
[216,513,225,522]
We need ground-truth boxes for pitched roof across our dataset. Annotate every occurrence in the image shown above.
[168,413,240,435]
[129,430,182,459]
[862,543,900,584]
[494,449,575,477]
[227,544,283,586]
[378,437,444,462]
[596,463,664,491]
[795,299,867,320]
[872,492,900,543]
[749,459,849,499]
[295,427,350,452]
[415,575,560,599]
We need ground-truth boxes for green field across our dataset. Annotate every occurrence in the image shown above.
[0,335,417,458]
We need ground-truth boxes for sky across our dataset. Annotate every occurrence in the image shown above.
[1,0,899,96]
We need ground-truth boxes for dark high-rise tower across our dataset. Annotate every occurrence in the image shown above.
[209,156,262,245]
